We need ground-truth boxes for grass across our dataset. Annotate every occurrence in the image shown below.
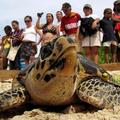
[80,47,106,64]
[98,47,105,64]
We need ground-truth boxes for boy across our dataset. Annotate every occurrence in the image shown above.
[100,8,117,63]
[1,25,12,69]
[80,4,101,64]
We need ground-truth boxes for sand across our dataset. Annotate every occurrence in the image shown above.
[0,71,120,120]
[10,106,120,120]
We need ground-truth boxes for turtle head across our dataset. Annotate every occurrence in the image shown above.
[25,36,80,105]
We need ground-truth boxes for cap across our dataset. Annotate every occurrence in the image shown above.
[104,8,112,14]
[83,4,92,9]
[62,2,71,9]
[114,0,120,5]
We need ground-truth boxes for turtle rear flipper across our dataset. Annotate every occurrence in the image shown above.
[76,76,120,109]
[0,84,30,112]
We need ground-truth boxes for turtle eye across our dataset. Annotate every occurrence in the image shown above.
[40,42,54,60]
[40,38,58,60]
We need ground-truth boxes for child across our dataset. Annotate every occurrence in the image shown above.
[100,8,117,63]
[80,4,101,64]
[1,25,12,69]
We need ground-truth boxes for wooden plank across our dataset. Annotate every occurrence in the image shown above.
[0,70,19,80]
[100,63,120,71]
[0,63,119,80]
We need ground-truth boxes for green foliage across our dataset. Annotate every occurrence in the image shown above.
[98,47,105,64]
[80,47,106,64]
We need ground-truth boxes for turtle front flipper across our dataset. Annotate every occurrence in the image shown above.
[78,54,113,82]
[0,83,30,112]
[76,76,120,109]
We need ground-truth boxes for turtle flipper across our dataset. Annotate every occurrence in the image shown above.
[78,54,112,81]
[0,84,30,112]
[76,76,120,109]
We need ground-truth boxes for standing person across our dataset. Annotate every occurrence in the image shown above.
[80,4,101,64]
[61,2,81,51]
[112,0,120,62]
[56,11,63,35]
[100,8,117,63]
[21,15,42,67]
[36,13,59,45]
[1,25,12,69]
[10,20,22,70]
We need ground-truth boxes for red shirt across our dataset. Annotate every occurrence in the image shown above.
[61,12,81,35]
[113,13,120,30]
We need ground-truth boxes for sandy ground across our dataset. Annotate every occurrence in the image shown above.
[0,71,120,120]
[10,107,120,120]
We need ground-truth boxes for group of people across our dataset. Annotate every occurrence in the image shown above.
[0,1,120,70]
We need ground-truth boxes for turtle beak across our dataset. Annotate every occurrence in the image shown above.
[52,36,77,58]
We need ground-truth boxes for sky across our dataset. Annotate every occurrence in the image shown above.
[0,0,115,36]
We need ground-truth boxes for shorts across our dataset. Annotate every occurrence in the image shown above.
[102,41,117,47]
[20,42,37,60]
[82,32,101,47]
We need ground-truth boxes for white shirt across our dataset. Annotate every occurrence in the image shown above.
[22,25,37,42]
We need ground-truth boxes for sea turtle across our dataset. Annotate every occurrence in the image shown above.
[0,36,120,112]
